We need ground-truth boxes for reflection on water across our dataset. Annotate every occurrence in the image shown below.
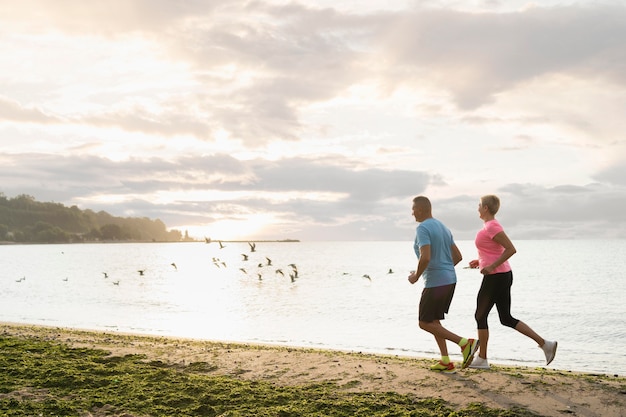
[1,240,624,375]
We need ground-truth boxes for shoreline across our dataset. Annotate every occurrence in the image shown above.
[2,322,624,417]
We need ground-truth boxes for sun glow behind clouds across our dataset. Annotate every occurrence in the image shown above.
[73,189,346,240]
[181,213,281,241]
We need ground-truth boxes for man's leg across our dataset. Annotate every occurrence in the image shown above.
[419,320,463,347]
[420,320,478,369]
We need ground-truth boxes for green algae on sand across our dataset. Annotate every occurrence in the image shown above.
[1,332,541,417]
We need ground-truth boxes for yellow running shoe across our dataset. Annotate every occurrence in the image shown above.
[430,360,456,374]
[461,338,479,369]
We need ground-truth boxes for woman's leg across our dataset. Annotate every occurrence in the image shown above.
[475,277,495,359]
[514,321,544,346]
[477,328,489,359]
[494,272,544,345]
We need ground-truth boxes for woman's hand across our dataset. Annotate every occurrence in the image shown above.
[468,259,479,269]
[480,265,495,275]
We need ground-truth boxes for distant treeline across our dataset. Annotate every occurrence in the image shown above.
[0,193,184,243]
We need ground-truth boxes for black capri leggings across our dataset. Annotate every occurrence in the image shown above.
[475,271,520,330]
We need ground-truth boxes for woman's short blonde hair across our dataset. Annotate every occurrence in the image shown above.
[480,194,500,215]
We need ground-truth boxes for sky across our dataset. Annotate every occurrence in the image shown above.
[1,0,625,241]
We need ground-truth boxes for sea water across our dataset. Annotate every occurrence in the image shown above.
[1,240,624,376]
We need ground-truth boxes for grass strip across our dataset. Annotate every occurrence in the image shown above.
[0,334,542,416]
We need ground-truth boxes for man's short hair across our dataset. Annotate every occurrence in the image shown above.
[413,195,432,210]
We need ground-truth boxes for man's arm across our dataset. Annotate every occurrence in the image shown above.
[409,245,430,284]
[451,243,462,266]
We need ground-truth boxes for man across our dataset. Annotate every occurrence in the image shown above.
[408,196,478,373]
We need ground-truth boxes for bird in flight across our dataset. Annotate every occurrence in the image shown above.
[248,242,256,252]
[289,264,298,278]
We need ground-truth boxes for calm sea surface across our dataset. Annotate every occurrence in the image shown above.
[1,240,624,376]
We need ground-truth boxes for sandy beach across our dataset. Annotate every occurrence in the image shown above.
[2,322,624,417]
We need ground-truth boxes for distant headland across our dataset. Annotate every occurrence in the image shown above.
[0,193,298,244]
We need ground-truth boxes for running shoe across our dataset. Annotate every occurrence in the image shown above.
[460,338,479,369]
[541,340,558,365]
[469,356,490,369]
[430,361,456,374]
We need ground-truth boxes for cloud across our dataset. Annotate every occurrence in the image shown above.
[0,152,429,198]
[246,157,430,199]
[0,96,60,124]
[0,153,252,196]
[1,2,372,145]
[410,181,626,241]
[4,2,625,145]
[0,151,432,238]
[593,162,626,186]
[3,150,624,240]
[0,0,221,34]
[381,5,626,109]
[1,2,625,240]
[486,183,626,239]
[84,105,213,139]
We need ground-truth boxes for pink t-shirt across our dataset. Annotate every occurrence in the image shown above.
[475,219,511,273]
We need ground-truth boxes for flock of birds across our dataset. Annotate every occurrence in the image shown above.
[12,240,400,287]
[209,241,300,282]
[207,241,396,283]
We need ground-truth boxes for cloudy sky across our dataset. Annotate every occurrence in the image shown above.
[1,0,625,241]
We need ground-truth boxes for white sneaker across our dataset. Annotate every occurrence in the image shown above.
[469,356,490,369]
[541,340,558,365]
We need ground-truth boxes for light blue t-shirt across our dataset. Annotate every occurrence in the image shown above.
[413,218,457,288]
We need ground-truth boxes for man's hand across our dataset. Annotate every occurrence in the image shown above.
[408,270,418,284]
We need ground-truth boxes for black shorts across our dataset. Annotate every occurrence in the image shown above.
[419,283,456,322]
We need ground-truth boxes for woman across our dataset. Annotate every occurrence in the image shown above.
[469,195,557,369]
